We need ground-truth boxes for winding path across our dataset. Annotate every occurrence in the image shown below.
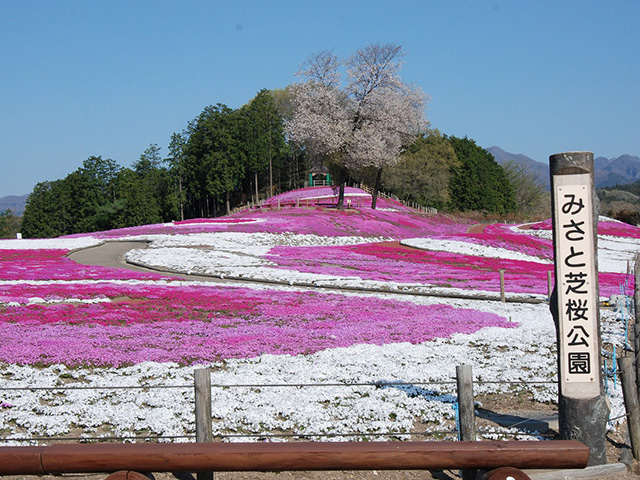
[68,241,545,304]
[68,241,230,284]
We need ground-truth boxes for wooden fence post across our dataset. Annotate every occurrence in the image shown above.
[618,356,640,459]
[194,368,213,480]
[547,270,553,302]
[456,365,476,480]
[499,270,506,302]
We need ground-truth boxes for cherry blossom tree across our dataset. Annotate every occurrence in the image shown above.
[286,43,429,209]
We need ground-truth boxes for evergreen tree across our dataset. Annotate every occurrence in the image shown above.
[0,209,21,239]
[240,89,290,200]
[166,132,188,221]
[181,104,246,216]
[66,156,122,232]
[447,136,517,214]
[21,180,70,238]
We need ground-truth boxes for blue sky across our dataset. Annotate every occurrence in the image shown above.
[1,0,639,197]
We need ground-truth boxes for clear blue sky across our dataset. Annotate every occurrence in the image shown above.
[1,0,639,197]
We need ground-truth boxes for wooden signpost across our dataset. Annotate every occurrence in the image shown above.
[549,152,609,465]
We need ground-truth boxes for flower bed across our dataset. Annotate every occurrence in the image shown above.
[1,186,637,443]
[266,241,629,298]
[0,249,169,281]
[0,283,514,366]
[60,188,472,239]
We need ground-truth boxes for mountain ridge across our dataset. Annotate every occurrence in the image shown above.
[487,146,640,190]
[0,194,28,216]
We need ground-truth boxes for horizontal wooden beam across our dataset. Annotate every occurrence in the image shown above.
[0,441,589,475]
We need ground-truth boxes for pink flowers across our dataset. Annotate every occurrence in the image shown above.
[60,188,472,240]
[0,249,169,281]
[0,283,514,366]
[265,239,627,297]
[2,186,638,368]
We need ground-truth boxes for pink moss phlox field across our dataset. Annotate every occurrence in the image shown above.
[0,283,514,366]
[267,242,551,294]
[262,186,412,211]
[263,186,368,204]
[527,218,640,239]
[472,224,553,259]
[266,241,628,298]
[0,249,170,281]
[62,187,472,239]
[89,208,469,239]
[5,185,639,368]
[597,220,640,239]
[174,218,257,225]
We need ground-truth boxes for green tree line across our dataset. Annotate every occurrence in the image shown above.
[21,90,305,238]
[18,88,539,238]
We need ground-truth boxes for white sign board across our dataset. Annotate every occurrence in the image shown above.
[553,174,600,398]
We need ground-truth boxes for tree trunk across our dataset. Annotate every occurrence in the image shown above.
[269,158,273,198]
[269,128,274,198]
[371,167,382,210]
[178,177,184,221]
[226,192,230,216]
[336,167,347,210]
[254,172,259,205]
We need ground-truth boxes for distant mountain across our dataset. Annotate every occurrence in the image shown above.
[594,154,640,188]
[486,146,550,190]
[0,194,28,216]
[487,147,640,190]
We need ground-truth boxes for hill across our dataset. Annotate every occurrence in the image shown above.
[0,186,636,449]
[0,194,27,216]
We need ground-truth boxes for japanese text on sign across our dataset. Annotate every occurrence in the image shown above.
[553,177,599,397]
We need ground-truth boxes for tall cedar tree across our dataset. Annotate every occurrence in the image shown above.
[447,136,517,214]
[181,104,246,217]
[239,89,290,201]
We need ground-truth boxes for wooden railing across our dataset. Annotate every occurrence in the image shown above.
[0,440,589,477]
[357,183,438,214]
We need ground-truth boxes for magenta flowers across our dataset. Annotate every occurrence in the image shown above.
[0,283,514,366]
[0,249,169,281]
[3,186,639,369]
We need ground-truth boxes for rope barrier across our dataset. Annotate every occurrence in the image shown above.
[0,378,559,393]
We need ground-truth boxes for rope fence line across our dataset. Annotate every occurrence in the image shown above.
[0,384,192,392]
[0,434,196,443]
[0,378,559,393]
[1,375,564,445]
[9,361,635,447]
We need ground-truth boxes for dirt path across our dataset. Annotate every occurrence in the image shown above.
[467,223,488,234]
[68,241,231,284]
